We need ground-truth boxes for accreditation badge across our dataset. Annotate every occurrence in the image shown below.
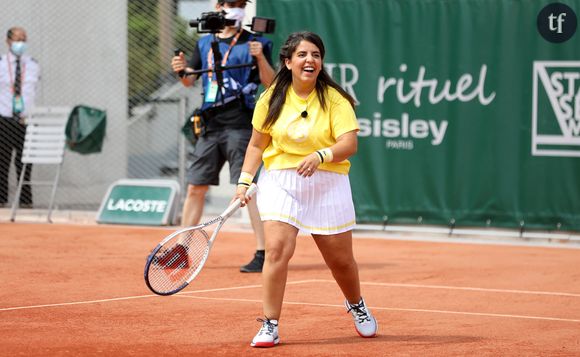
[13,95,24,114]
[204,81,219,103]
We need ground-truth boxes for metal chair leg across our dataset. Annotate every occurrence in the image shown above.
[10,163,27,222]
[47,164,62,223]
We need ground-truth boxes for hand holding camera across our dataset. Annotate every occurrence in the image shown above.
[248,40,264,59]
[171,50,187,78]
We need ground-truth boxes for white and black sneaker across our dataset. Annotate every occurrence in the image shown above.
[250,317,280,347]
[345,297,378,338]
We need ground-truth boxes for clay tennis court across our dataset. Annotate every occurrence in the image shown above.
[1,222,579,356]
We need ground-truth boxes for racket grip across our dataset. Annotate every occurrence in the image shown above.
[246,183,258,197]
[222,183,258,219]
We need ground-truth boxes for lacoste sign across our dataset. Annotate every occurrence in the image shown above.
[97,179,180,226]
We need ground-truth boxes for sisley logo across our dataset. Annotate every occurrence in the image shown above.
[532,61,580,157]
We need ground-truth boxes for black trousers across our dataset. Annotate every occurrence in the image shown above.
[0,117,32,205]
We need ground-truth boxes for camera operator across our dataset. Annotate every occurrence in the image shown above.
[171,0,274,273]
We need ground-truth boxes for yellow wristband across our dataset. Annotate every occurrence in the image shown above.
[317,148,334,163]
[238,171,254,186]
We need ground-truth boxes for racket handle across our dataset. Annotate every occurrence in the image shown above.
[222,183,258,219]
[246,183,258,197]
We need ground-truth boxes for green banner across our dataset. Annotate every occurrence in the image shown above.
[97,179,179,226]
[259,0,580,231]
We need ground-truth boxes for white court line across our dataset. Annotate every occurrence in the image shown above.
[1,278,578,315]
[175,295,580,323]
[0,280,316,312]
[176,279,318,296]
[311,279,580,298]
[0,295,157,312]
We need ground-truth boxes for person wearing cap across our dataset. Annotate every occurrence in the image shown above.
[0,26,40,208]
[171,0,275,273]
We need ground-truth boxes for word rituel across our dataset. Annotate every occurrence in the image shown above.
[376,64,496,107]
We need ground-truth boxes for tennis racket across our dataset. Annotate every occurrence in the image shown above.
[144,183,257,295]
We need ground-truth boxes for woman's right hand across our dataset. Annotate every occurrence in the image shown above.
[234,185,251,207]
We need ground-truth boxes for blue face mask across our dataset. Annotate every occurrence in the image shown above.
[10,41,27,57]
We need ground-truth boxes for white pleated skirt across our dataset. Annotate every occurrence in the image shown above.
[257,169,356,235]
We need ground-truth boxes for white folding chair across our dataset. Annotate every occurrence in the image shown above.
[10,106,71,222]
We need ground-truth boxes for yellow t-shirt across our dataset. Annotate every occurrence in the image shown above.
[252,85,359,175]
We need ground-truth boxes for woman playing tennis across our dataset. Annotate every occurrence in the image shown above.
[234,31,378,347]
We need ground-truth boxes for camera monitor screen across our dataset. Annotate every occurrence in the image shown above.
[251,17,275,34]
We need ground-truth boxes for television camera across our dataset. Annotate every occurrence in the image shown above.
[189,11,275,35]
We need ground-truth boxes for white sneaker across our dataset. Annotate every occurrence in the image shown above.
[250,318,280,347]
[345,297,378,337]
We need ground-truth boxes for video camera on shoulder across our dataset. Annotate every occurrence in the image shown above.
[189,11,275,35]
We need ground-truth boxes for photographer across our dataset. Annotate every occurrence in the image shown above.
[171,0,274,273]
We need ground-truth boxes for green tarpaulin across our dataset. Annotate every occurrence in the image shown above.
[65,105,107,154]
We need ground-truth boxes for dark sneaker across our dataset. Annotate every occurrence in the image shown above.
[250,318,279,347]
[240,251,264,273]
[345,297,378,337]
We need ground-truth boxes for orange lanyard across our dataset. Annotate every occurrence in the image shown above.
[6,53,25,95]
[206,31,242,82]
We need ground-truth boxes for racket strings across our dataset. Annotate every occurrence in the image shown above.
[147,228,210,294]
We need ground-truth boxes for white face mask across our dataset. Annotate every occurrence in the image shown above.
[224,7,245,28]
[10,41,27,57]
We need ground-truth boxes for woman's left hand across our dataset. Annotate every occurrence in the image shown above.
[297,152,321,177]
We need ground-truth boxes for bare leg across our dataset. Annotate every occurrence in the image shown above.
[312,231,361,304]
[180,184,209,226]
[262,221,298,319]
[247,198,265,250]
